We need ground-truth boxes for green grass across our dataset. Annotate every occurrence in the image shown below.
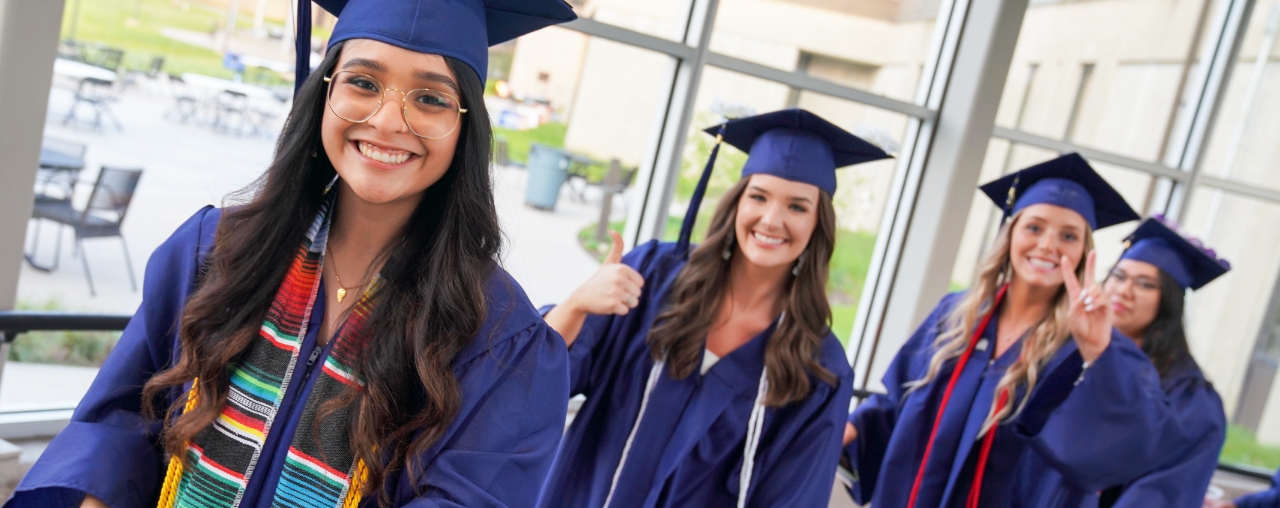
[494,122,568,165]
[61,0,287,78]
[1222,424,1280,470]
[9,298,120,367]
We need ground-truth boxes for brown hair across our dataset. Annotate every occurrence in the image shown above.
[141,42,498,503]
[648,176,838,406]
[906,210,1093,434]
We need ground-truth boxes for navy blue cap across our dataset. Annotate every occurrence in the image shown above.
[1120,216,1230,290]
[702,109,891,195]
[297,0,576,92]
[676,109,891,255]
[979,153,1139,230]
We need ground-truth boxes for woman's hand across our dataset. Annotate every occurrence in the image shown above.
[544,232,644,347]
[842,422,858,446]
[1061,250,1112,363]
[81,494,108,508]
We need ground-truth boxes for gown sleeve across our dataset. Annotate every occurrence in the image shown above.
[6,207,217,508]
[1235,469,1280,508]
[1107,376,1227,508]
[1013,331,1211,491]
[842,293,959,505]
[746,354,854,507]
[397,321,570,508]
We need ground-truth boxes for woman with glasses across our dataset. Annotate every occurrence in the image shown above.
[10,1,575,507]
[841,155,1212,507]
[1085,216,1230,508]
[537,109,888,507]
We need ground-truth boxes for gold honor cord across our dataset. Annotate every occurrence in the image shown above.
[155,381,368,508]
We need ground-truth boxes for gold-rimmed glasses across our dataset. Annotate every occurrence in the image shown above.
[323,71,468,140]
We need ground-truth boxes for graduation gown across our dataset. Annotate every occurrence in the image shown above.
[843,292,1188,508]
[536,240,854,508]
[1236,468,1280,508]
[8,207,570,508]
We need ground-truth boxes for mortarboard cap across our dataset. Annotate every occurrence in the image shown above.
[296,0,576,93]
[1120,216,1230,290]
[676,109,891,255]
[979,153,1139,230]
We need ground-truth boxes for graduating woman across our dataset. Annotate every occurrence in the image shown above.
[1087,216,1231,508]
[842,154,1201,507]
[537,109,888,507]
[9,1,576,507]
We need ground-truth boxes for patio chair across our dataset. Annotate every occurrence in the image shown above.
[495,136,523,168]
[164,74,201,123]
[592,159,636,241]
[35,138,88,203]
[27,167,142,296]
[91,47,124,72]
[63,77,122,131]
[213,90,251,135]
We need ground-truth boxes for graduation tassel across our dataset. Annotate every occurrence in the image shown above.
[1000,173,1021,226]
[156,380,201,508]
[293,0,313,96]
[676,124,727,257]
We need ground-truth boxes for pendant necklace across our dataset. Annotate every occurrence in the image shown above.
[325,244,364,304]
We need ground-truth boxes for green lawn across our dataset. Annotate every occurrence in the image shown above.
[9,298,119,366]
[61,0,286,78]
[494,122,568,165]
[1222,424,1280,470]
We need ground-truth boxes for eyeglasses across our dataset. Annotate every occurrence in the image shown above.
[323,71,467,140]
[1107,268,1160,292]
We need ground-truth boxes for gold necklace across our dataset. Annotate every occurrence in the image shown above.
[325,244,365,304]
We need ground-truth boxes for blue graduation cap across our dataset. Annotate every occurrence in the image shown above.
[978,153,1140,230]
[1120,216,1230,290]
[676,109,892,254]
[295,0,576,93]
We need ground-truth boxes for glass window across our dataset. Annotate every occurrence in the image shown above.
[1197,1,1280,194]
[994,0,1217,162]
[566,0,692,41]
[1181,187,1280,469]
[663,66,907,345]
[709,0,948,103]
[497,34,676,306]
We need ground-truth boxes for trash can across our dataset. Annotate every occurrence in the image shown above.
[525,143,569,211]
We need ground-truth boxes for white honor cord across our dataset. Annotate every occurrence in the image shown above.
[604,361,665,508]
[738,366,769,508]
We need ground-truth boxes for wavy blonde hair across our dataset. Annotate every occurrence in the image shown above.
[906,210,1093,435]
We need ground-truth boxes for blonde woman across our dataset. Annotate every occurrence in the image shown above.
[841,154,1195,507]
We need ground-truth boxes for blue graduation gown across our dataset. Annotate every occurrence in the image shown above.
[843,292,1187,508]
[9,207,570,508]
[536,240,854,508]
[1236,468,1280,508]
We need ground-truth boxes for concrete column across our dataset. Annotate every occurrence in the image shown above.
[0,0,67,311]
[858,0,1030,389]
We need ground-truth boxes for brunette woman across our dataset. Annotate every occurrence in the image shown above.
[10,0,575,506]
[842,154,1202,507]
[1092,216,1230,508]
[538,109,889,507]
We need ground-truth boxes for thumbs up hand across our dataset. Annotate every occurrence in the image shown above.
[566,231,645,316]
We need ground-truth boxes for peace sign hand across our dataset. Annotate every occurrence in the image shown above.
[1061,250,1112,363]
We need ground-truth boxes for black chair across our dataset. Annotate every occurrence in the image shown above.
[90,47,124,72]
[63,78,122,131]
[592,159,636,241]
[27,167,143,296]
[164,74,201,123]
[35,138,88,202]
[213,90,251,135]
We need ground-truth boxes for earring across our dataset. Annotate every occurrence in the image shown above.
[792,249,808,276]
[311,150,318,158]
[722,229,735,260]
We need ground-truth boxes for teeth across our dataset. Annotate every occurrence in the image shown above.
[753,232,785,245]
[1028,258,1057,270]
[358,141,410,164]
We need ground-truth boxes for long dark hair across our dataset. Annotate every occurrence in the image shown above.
[1140,270,1189,378]
[648,176,838,406]
[141,40,499,501]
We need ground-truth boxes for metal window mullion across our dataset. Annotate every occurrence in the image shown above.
[623,0,721,245]
[990,127,1192,182]
[561,17,698,61]
[1198,176,1280,204]
[1170,0,1260,222]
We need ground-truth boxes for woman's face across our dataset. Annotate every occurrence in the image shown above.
[1104,258,1162,339]
[1008,204,1090,291]
[321,39,463,207]
[733,174,821,272]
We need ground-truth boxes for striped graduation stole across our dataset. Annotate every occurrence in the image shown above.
[158,197,376,508]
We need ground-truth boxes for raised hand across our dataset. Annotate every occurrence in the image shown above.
[544,231,645,346]
[1061,250,1112,363]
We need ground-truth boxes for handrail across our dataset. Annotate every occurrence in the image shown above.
[1218,461,1277,482]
